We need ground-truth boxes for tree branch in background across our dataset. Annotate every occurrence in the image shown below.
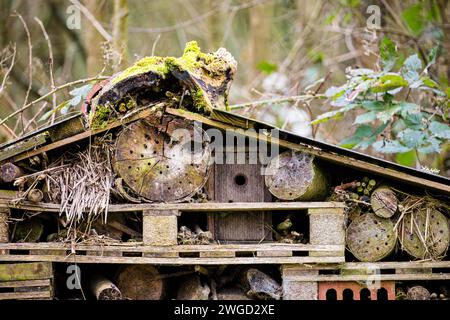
[69,0,112,42]
[0,43,16,95]
[112,0,129,71]
[48,0,87,61]
[0,75,109,127]
[34,18,57,124]
[229,94,326,110]
[13,12,33,132]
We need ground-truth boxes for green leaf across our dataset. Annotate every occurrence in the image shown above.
[379,37,398,72]
[325,85,346,99]
[372,140,412,153]
[429,121,450,139]
[402,3,425,36]
[402,54,422,83]
[38,100,70,122]
[395,150,416,166]
[403,112,425,130]
[372,74,408,93]
[418,137,441,154]
[311,104,356,125]
[377,106,402,123]
[354,111,377,124]
[257,61,278,74]
[361,100,385,111]
[398,129,426,148]
[426,47,438,68]
[420,76,439,89]
[398,102,420,117]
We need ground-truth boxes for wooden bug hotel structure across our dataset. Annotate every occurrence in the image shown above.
[0,42,449,300]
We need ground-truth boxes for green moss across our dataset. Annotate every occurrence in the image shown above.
[89,104,113,130]
[111,56,169,84]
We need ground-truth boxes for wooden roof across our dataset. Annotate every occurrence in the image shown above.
[1,106,449,194]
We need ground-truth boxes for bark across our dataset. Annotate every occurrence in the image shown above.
[0,209,9,254]
[264,150,329,201]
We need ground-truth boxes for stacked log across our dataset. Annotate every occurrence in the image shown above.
[90,274,122,300]
[115,265,165,300]
[264,151,329,201]
[371,186,398,218]
[346,212,397,262]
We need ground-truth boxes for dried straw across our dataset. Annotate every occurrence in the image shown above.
[48,136,113,228]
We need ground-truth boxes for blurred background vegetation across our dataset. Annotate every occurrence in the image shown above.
[0,0,449,176]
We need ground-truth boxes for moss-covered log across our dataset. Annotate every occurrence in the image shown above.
[88,41,237,130]
[346,212,396,262]
[264,150,329,201]
[115,265,165,300]
[371,186,398,218]
[13,217,44,242]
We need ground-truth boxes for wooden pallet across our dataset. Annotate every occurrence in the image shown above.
[0,201,346,264]
[281,261,450,300]
[0,243,345,265]
[0,262,53,300]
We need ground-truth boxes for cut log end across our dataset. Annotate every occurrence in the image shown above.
[115,265,165,300]
[90,275,122,300]
[407,286,430,300]
[264,150,329,201]
[346,212,396,262]
[371,186,398,218]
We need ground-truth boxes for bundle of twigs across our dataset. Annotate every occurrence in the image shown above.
[47,136,113,229]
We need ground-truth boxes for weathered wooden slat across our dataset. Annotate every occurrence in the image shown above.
[166,108,450,194]
[0,242,343,252]
[313,261,450,270]
[0,200,345,213]
[0,133,48,162]
[0,279,50,288]
[0,254,344,265]
[287,273,450,282]
[0,262,53,281]
[0,291,52,300]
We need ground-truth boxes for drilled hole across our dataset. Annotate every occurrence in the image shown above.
[234,174,247,186]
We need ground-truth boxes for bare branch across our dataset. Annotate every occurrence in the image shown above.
[34,17,57,125]
[69,0,112,41]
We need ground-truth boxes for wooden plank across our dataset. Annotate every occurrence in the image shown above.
[166,108,450,194]
[287,273,450,282]
[0,242,343,252]
[200,251,235,258]
[313,261,450,270]
[0,291,51,300]
[0,189,17,199]
[213,161,272,241]
[0,254,344,265]
[0,200,346,213]
[0,262,53,281]
[0,133,48,162]
[0,279,50,288]
[257,251,293,257]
